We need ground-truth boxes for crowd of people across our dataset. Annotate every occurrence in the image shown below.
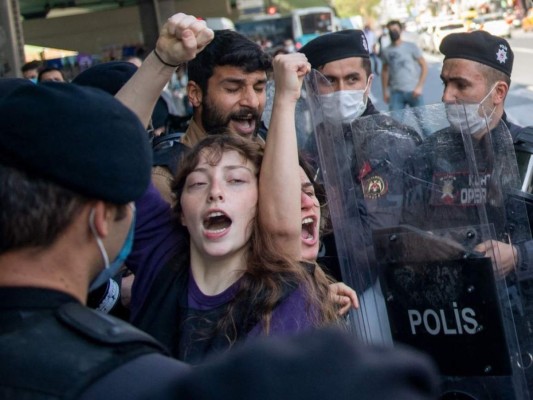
[2,9,533,399]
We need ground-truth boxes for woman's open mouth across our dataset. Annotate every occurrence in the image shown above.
[203,211,232,236]
[301,216,317,245]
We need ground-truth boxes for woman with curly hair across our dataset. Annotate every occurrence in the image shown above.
[129,53,339,364]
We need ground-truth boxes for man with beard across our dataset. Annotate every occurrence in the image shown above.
[180,29,271,147]
[144,29,271,201]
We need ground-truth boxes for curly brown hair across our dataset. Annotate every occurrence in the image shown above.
[171,134,339,347]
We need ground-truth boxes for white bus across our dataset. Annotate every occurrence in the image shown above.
[291,7,336,46]
[235,6,336,48]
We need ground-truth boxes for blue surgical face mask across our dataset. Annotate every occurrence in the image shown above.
[30,77,38,84]
[89,204,135,291]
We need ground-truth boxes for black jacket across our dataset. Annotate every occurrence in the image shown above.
[0,287,188,400]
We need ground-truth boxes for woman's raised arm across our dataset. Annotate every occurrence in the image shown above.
[258,53,311,260]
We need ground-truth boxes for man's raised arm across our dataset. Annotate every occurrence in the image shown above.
[115,13,214,126]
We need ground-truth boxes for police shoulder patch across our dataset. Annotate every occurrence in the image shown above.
[363,175,388,199]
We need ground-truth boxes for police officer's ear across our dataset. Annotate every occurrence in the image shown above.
[88,202,115,239]
[366,73,375,94]
[493,81,509,105]
[187,80,203,108]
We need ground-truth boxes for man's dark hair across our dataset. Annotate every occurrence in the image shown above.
[0,164,88,254]
[0,164,129,254]
[21,60,41,73]
[480,63,511,88]
[386,20,403,30]
[362,59,372,80]
[38,67,65,82]
[187,30,272,95]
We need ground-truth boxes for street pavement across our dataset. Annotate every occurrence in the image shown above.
[369,29,533,128]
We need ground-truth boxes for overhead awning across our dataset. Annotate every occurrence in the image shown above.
[24,44,78,62]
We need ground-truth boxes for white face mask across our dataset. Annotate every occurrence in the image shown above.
[445,84,497,135]
[320,85,369,124]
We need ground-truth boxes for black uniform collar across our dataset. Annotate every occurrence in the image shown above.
[0,287,79,310]
[363,98,380,117]
[501,111,522,141]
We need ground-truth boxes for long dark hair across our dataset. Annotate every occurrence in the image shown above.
[172,134,338,348]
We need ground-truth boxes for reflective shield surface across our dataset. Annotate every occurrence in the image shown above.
[302,69,533,399]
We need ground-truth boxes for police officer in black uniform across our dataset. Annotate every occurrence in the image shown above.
[299,30,421,283]
[403,31,531,282]
[401,31,533,397]
[0,15,217,398]
[0,80,195,399]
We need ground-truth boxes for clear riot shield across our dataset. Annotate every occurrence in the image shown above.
[302,69,533,399]
[262,79,314,148]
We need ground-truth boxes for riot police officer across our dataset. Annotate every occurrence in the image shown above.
[403,31,527,273]
[299,30,421,283]
[401,31,533,398]
[0,81,195,398]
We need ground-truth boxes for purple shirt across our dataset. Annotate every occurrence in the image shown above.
[128,183,185,319]
[247,287,315,338]
[128,183,317,338]
[187,272,240,311]
[188,271,315,338]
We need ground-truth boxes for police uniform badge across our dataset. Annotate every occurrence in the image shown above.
[363,175,388,199]
[496,44,508,65]
[361,35,369,53]
[430,172,489,206]
[440,175,456,205]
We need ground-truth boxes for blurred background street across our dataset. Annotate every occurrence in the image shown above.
[2,0,533,126]
[370,28,533,127]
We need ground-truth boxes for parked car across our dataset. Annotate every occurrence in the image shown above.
[471,13,512,38]
[432,20,467,54]
[523,8,533,32]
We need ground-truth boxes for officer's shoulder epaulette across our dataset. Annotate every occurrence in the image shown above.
[56,302,167,353]
[514,126,533,153]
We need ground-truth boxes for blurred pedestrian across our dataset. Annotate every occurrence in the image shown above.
[380,20,427,111]
[38,66,66,83]
[363,24,379,75]
[20,60,41,83]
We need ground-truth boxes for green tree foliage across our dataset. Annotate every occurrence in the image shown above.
[276,0,379,18]
[274,0,332,13]
[331,0,380,18]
